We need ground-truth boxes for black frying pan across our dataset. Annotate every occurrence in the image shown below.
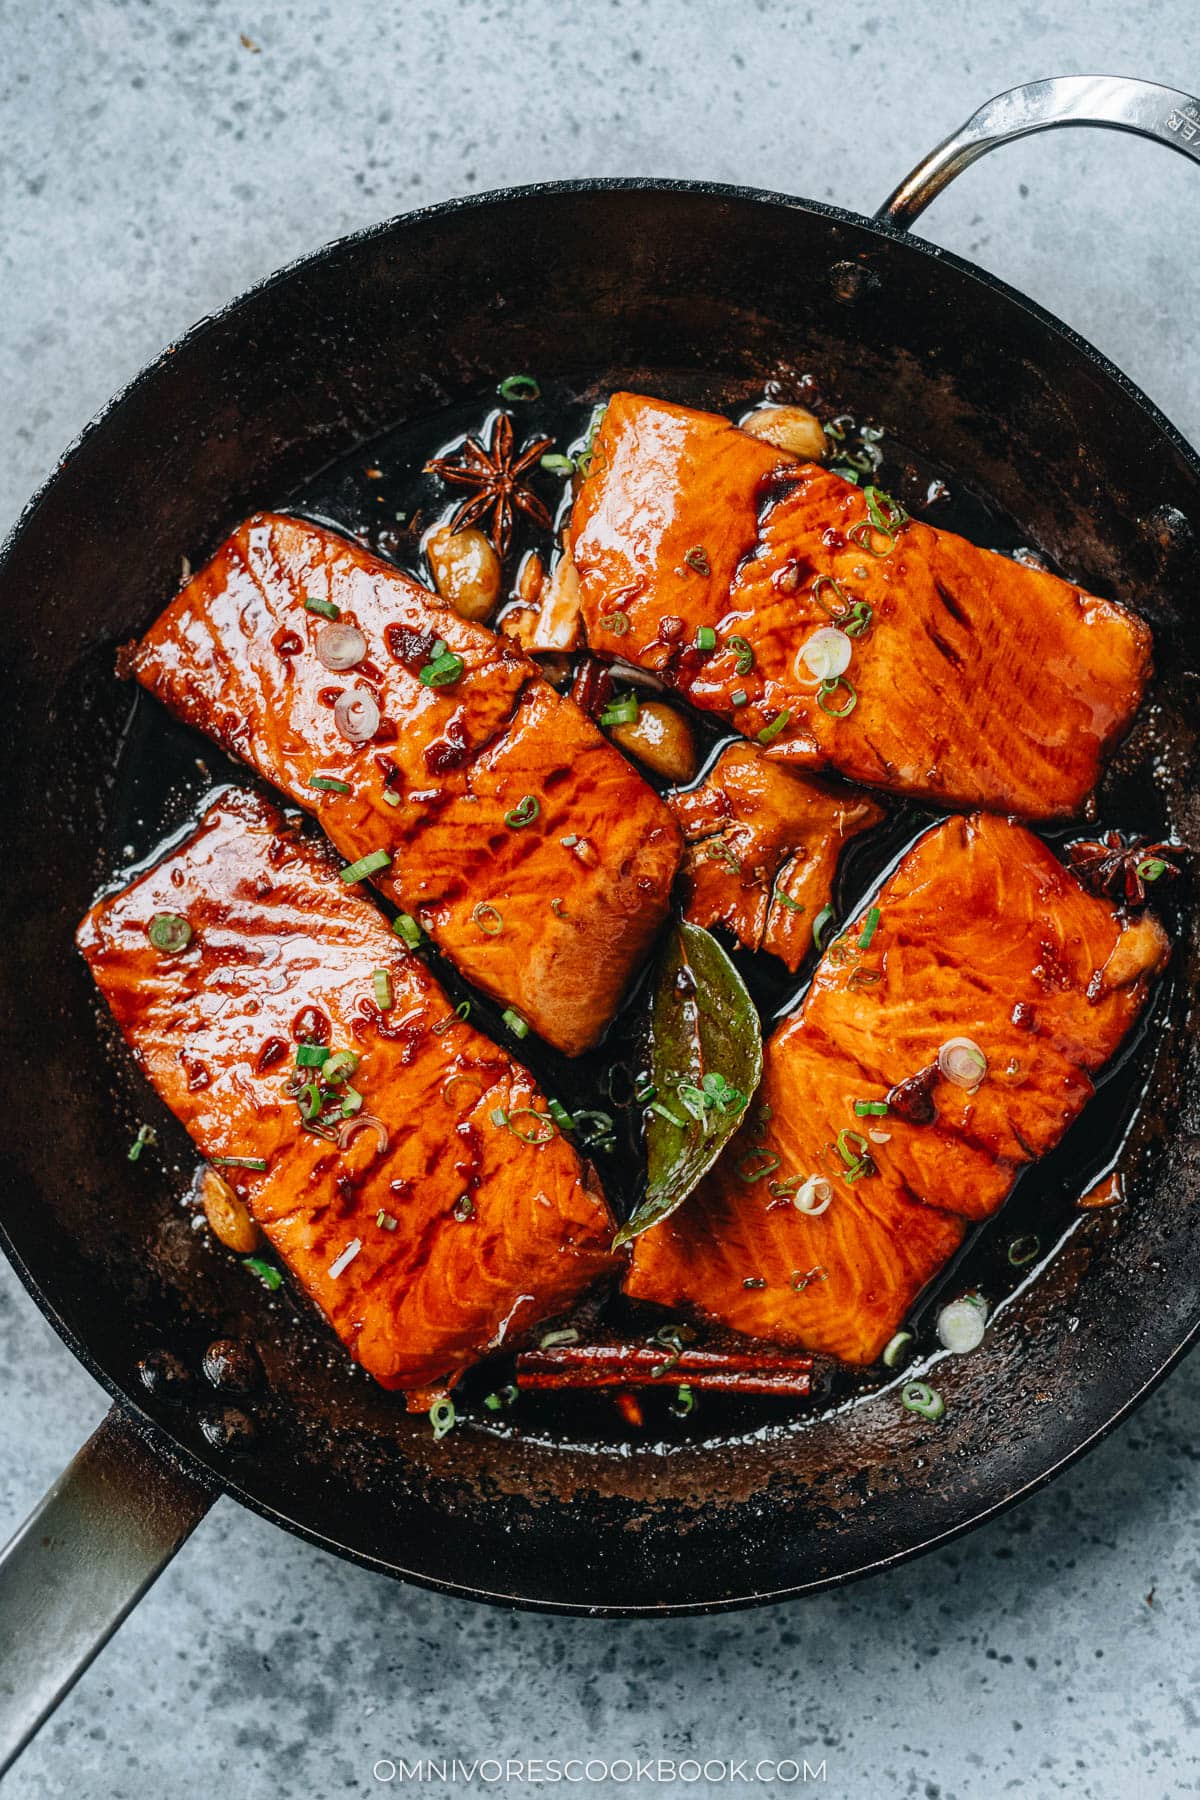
[2,74,1199,1778]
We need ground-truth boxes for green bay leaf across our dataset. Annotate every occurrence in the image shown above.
[614,921,763,1248]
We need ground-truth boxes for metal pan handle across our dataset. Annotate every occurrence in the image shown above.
[879,75,1200,229]
[0,1406,213,1777]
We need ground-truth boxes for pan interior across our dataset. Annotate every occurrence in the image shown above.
[2,184,1198,1611]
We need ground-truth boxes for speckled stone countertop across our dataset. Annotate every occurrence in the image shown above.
[3,4,1200,1796]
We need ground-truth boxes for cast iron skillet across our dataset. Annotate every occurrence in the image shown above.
[2,74,1199,1775]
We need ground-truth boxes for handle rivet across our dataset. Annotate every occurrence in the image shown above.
[1146,503,1193,555]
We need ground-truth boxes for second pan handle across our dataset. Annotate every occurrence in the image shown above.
[879,75,1200,229]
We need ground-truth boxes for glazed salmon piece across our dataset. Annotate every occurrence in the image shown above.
[76,791,618,1391]
[805,813,1169,1187]
[626,814,1167,1362]
[667,743,884,969]
[625,1023,966,1366]
[132,512,681,1057]
[573,393,1151,819]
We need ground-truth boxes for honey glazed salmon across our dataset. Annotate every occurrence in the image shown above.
[626,813,1168,1363]
[132,512,682,1059]
[77,790,618,1391]
[572,393,1151,820]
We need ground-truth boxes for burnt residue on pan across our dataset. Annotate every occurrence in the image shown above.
[2,187,1199,1611]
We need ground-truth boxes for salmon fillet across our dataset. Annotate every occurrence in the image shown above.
[627,814,1167,1363]
[77,790,618,1390]
[573,393,1151,819]
[132,512,682,1057]
[668,744,884,969]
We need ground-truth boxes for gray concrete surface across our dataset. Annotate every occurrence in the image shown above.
[2,3,1200,1795]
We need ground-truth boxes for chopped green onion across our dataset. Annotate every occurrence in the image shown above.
[539,452,575,475]
[484,1384,518,1411]
[212,1155,268,1171]
[812,904,836,950]
[881,1330,912,1368]
[295,1044,330,1069]
[322,1050,360,1084]
[303,594,340,620]
[376,1210,398,1231]
[818,675,857,717]
[497,374,540,401]
[472,901,504,936]
[372,969,393,1011]
[501,1007,529,1039]
[902,1380,945,1422]
[242,1256,282,1290]
[648,1100,686,1128]
[756,708,791,745]
[843,601,874,638]
[453,1193,475,1221]
[297,1081,323,1121]
[548,1098,575,1131]
[1008,1233,1041,1267]
[430,1396,457,1439]
[550,897,567,918]
[307,773,350,793]
[682,546,711,576]
[383,790,401,808]
[937,1293,987,1353]
[864,483,910,536]
[489,1107,509,1128]
[340,1086,364,1117]
[419,649,465,688]
[743,1276,767,1290]
[539,1327,579,1349]
[727,634,755,675]
[694,625,716,651]
[855,1100,889,1117]
[340,849,391,885]
[128,1124,156,1162]
[392,912,422,949]
[574,1109,616,1152]
[634,1081,656,1104]
[433,1000,472,1035]
[148,912,192,953]
[835,1128,870,1168]
[1137,857,1167,881]
[599,611,630,636]
[504,1107,557,1145]
[600,695,639,727]
[858,906,881,950]
[504,794,541,829]
[734,1149,781,1183]
[670,1385,695,1418]
[730,688,748,708]
[811,576,855,623]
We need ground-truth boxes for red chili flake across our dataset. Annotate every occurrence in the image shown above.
[386,623,438,667]
[291,1005,331,1046]
[424,718,469,775]
[255,1036,288,1074]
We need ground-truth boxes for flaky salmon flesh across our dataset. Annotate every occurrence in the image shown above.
[77,791,618,1391]
[626,813,1167,1364]
[573,394,1151,820]
[132,513,682,1058]
[668,744,884,969]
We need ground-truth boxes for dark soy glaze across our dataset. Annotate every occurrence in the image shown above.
[100,377,1179,1448]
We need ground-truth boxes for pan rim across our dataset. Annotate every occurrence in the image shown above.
[3,173,1198,1613]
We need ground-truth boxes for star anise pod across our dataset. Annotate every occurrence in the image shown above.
[1067,831,1184,905]
[424,412,553,558]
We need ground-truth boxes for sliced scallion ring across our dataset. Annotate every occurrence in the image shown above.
[148,913,192,953]
[430,1397,457,1439]
[902,1380,945,1421]
[936,1293,988,1354]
